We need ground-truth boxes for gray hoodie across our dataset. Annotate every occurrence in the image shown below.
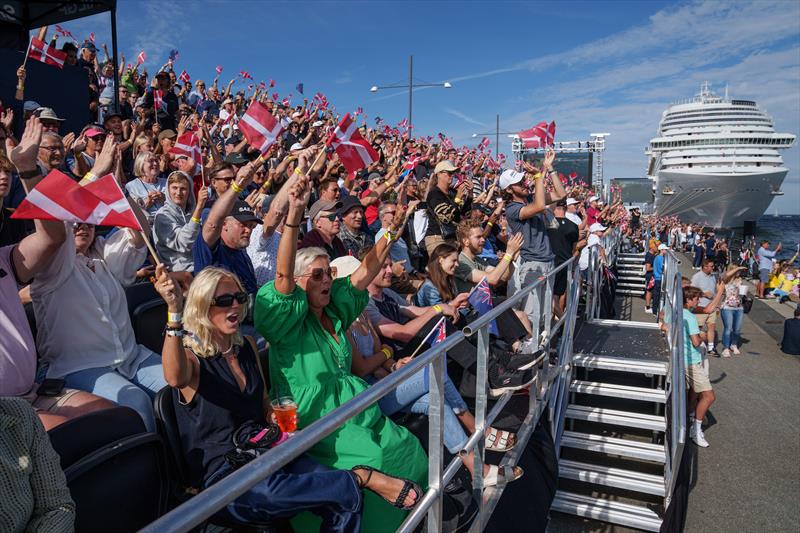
[152,188,199,272]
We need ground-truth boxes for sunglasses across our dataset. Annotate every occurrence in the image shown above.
[319,213,339,222]
[214,177,235,182]
[211,291,249,307]
[297,267,337,281]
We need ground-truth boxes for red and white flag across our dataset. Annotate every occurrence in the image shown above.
[88,32,95,43]
[518,121,556,148]
[12,170,141,229]
[478,137,490,152]
[239,101,284,154]
[170,132,202,166]
[136,50,146,66]
[403,155,423,171]
[55,25,75,41]
[178,70,191,83]
[327,113,379,175]
[28,37,67,69]
[240,70,253,80]
[153,89,164,112]
[215,65,223,75]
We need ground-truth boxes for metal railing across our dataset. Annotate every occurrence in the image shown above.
[659,250,686,506]
[585,228,622,320]
[140,256,584,533]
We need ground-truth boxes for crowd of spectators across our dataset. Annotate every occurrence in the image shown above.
[1,36,633,532]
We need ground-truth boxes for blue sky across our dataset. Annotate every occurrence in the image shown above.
[51,0,800,213]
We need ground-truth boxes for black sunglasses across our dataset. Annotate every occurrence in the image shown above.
[319,213,338,222]
[211,291,248,307]
[297,267,337,282]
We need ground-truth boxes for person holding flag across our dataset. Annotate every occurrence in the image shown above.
[12,124,168,433]
[143,71,179,130]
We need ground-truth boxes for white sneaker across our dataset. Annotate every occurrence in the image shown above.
[692,428,710,448]
[731,345,741,355]
[721,348,731,358]
[645,307,652,313]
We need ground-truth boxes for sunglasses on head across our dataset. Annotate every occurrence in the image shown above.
[211,291,248,307]
[298,267,337,281]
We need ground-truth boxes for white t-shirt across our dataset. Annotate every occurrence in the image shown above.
[579,233,601,270]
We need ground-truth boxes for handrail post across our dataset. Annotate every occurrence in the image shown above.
[427,353,445,533]
[472,324,490,526]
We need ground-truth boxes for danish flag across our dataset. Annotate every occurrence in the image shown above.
[478,137,490,151]
[178,70,191,83]
[327,113,379,175]
[403,155,423,171]
[170,132,202,166]
[28,37,67,69]
[12,170,141,230]
[518,121,556,149]
[153,89,165,112]
[136,50,146,66]
[240,70,253,80]
[55,25,75,40]
[215,65,223,75]
[239,101,285,154]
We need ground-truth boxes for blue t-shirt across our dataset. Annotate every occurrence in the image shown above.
[682,308,702,366]
[653,254,665,281]
[505,201,554,263]
[193,233,257,295]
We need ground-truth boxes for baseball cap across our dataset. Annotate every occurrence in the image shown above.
[158,129,177,141]
[589,222,607,233]
[658,243,669,251]
[291,111,302,119]
[223,152,249,165]
[222,98,233,105]
[312,120,324,127]
[331,256,361,279]
[230,200,262,224]
[588,195,599,202]
[37,107,65,122]
[23,101,41,113]
[499,168,525,190]
[289,142,304,152]
[566,198,579,206]
[103,109,125,123]
[338,196,363,217]
[81,40,98,52]
[367,172,383,181]
[556,199,567,207]
[308,199,342,221]
[433,160,458,174]
[83,127,105,138]
[155,71,170,79]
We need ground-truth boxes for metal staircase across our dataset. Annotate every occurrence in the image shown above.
[550,321,672,532]
[617,252,647,296]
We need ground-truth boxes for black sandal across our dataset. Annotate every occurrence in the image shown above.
[352,465,422,511]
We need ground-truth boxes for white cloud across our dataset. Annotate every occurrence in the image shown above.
[442,107,487,127]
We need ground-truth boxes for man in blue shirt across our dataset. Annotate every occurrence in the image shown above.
[652,243,667,315]
[756,240,781,298]
[683,286,716,447]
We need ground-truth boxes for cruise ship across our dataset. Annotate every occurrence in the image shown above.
[646,82,795,228]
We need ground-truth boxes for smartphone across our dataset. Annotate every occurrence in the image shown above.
[38,378,66,397]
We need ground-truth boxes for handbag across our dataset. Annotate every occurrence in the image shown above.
[224,420,282,470]
[741,294,753,314]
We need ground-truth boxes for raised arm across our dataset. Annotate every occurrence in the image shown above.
[274,175,313,295]
[9,117,67,283]
[350,203,412,291]
[543,148,566,203]
[517,165,547,220]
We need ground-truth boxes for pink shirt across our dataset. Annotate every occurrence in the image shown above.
[0,245,37,396]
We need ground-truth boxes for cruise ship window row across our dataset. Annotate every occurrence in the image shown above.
[665,107,762,118]
[662,117,771,127]
[652,138,793,149]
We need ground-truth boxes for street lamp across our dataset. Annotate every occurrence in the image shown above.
[369,55,452,133]
[472,114,517,156]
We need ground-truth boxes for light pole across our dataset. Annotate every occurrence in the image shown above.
[472,114,516,155]
[370,55,452,133]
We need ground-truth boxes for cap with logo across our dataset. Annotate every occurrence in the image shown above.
[230,200,263,224]
[499,168,525,190]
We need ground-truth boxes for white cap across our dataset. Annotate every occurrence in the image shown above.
[589,222,607,233]
[289,142,304,152]
[291,111,302,118]
[312,120,324,127]
[330,256,361,279]
[588,195,599,202]
[658,243,669,251]
[499,168,525,190]
[566,198,578,206]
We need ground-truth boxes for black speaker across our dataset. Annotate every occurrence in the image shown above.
[743,220,757,237]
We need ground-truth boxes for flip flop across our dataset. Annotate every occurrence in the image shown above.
[483,464,524,487]
[485,427,516,452]
[352,465,422,511]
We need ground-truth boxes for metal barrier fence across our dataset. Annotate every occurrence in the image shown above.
[660,250,686,506]
[140,255,584,533]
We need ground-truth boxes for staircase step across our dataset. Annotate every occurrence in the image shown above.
[570,380,666,403]
[565,405,666,432]
[572,354,668,375]
[561,430,666,463]
[618,275,645,281]
[551,490,662,532]
[617,289,645,295]
[559,459,665,496]
[618,282,647,288]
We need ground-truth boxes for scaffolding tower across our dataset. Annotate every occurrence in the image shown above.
[511,132,609,191]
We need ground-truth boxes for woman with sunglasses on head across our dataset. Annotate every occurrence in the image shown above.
[255,175,426,531]
[154,266,416,531]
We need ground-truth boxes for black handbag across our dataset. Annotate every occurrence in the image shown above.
[741,294,754,314]
[224,421,282,470]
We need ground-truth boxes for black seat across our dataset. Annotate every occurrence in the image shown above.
[153,387,286,532]
[125,281,160,317]
[47,406,169,533]
[131,298,167,354]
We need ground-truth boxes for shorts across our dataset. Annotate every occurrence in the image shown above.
[685,363,712,393]
[759,269,771,283]
[20,382,87,413]
[693,311,717,329]
[553,264,568,296]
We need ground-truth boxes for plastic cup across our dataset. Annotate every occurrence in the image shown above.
[271,396,298,433]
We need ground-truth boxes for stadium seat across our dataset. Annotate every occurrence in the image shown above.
[131,298,167,354]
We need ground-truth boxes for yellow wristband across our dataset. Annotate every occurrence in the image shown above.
[454,198,463,205]
[293,167,303,176]
[191,216,201,224]
[384,231,395,243]
[83,171,97,182]
[433,304,443,314]
[486,221,494,228]
[503,254,513,262]
[230,181,243,193]
[167,312,183,323]
[532,172,543,180]
[381,347,392,360]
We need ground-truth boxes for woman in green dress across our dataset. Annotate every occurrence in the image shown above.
[255,175,427,532]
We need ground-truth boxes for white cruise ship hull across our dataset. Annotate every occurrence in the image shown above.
[654,168,787,228]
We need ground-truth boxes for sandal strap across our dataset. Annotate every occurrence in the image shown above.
[351,465,374,489]
[394,480,413,508]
